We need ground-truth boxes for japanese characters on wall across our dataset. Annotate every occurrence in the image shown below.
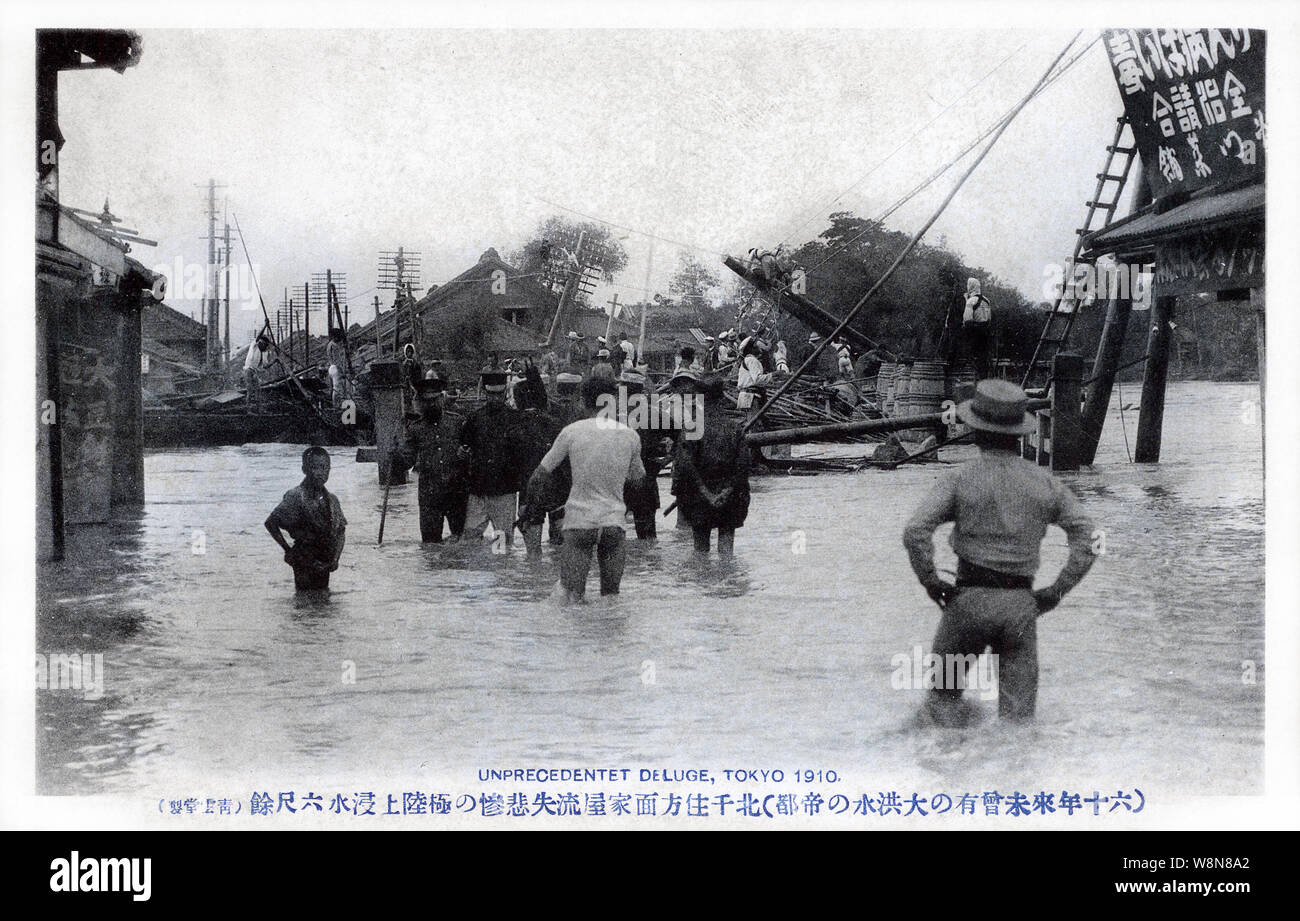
[1154,225,1263,297]
[1104,29,1265,199]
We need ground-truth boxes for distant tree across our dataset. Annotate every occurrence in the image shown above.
[667,251,723,324]
[779,211,1033,362]
[510,216,630,302]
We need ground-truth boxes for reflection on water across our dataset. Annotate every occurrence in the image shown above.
[37,383,1264,797]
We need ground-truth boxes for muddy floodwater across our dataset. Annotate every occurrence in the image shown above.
[37,382,1264,806]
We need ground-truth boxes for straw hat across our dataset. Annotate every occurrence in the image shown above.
[957,379,1035,435]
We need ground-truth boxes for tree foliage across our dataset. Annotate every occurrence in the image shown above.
[510,216,630,288]
[783,211,1035,362]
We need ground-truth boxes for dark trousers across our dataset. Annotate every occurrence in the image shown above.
[419,484,467,543]
[927,586,1039,722]
[633,514,656,539]
[548,508,565,544]
[558,526,626,599]
[293,566,330,591]
[962,324,992,379]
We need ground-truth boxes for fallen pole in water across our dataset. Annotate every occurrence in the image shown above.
[744,398,1049,447]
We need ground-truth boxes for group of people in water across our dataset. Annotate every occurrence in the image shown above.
[263,333,1096,722]
[266,344,754,603]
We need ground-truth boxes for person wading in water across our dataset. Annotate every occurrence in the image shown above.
[395,375,468,544]
[902,379,1097,724]
[672,374,751,554]
[265,446,347,591]
[527,376,645,601]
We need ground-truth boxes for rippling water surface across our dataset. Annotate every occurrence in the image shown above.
[37,382,1264,801]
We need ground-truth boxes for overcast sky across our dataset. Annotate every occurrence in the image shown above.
[54,27,1125,344]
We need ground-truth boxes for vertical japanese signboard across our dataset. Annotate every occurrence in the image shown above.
[1103,29,1265,200]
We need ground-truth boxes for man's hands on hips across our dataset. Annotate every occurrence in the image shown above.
[923,577,958,609]
[1033,587,1063,615]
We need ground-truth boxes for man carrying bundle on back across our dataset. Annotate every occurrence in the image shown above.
[902,379,1097,725]
[672,375,751,555]
[961,277,994,379]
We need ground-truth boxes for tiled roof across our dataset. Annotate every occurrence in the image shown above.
[1083,181,1264,256]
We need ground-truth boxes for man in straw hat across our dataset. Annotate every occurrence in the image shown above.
[564,330,588,369]
[902,379,1097,724]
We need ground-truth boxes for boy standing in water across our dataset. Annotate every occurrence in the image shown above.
[903,379,1096,723]
[265,446,348,591]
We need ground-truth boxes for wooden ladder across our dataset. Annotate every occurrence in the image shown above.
[1020,115,1137,393]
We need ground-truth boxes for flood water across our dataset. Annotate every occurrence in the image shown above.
[37,382,1265,808]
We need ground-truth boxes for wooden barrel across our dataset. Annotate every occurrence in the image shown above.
[877,362,897,413]
[894,364,912,420]
[905,359,945,440]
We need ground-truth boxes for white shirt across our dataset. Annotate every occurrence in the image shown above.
[244,342,273,371]
[539,417,645,531]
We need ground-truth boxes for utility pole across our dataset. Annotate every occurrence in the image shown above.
[205,179,218,367]
[304,281,311,369]
[638,234,655,365]
[222,216,231,366]
[196,178,227,368]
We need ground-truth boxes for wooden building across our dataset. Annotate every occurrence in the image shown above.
[1079,29,1265,464]
[37,29,162,561]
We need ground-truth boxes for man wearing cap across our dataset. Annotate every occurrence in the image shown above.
[396,376,468,543]
[620,369,668,539]
[512,363,565,556]
[459,368,523,547]
[903,379,1097,724]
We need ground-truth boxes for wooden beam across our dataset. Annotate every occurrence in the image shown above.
[723,255,883,356]
[1079,296,1133,465]
[1050,352,1084,472]
[1134,295,1175,462]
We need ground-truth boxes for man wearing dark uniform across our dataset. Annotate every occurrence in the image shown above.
[397,377,468,543]
[459,369,523,547]
[620,370,666,539]
[512,364,564,556]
